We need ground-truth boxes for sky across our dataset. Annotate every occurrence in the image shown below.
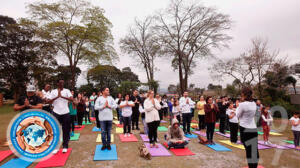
[1,0,300,90]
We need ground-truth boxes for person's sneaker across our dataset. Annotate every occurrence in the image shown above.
[188,132,192,135]
[264,141,268,145]
[70,131,74,137]
[101,145,106,150]
[211,141,215,145]
[107,144,111,150]
[124,134,127,137]
[52,149,59,154]
[62,148,68,153]
[128,133,131,137]
[267,141,272,145]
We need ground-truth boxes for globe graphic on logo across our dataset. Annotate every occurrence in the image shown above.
[23,124,46,147]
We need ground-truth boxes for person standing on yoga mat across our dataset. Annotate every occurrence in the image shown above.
[226,101,238,143]
[76,93,85,127]
[69,90,78,137]
[165,118,188,149]
[261,106,273,145]
[196,96,206,130]
[48,79,73,154]
[236,87,259,168]
[290,111,300,149]
[144,90,161,148]
[204,96,219,145]
[179,91,195,135]
[95,87,117,150]
[120,94,135,137]
[130,90,141,130]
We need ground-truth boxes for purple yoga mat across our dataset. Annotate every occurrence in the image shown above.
[284,144,300,150]
[140,134,159,142]
[193,131,206,137]
[160,120,167,123]
[257,141,289,149]
[237,141,272,150]
[144,143,171,156]
[216,132,230,138]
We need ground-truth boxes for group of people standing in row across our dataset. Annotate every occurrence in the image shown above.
[13,80,300,168]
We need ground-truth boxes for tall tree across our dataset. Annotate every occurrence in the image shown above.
[0,15,57,101]
[154,0,232,94]
[120,16,161,92]
[27,0,117,89]
[120,67,140,82]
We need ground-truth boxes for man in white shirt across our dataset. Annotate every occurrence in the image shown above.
[42,84,52,113]
[179,91,195,134]
[48,79,73,154]
[95,88,117,151]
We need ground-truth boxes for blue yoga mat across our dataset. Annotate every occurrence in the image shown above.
[206,143,232,152]
[94,145,118,161]
[92,127,101,132]
[0,158,33,168]
[185,134,198,138]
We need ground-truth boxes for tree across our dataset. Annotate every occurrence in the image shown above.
[207,83,222,90]
[78,83,95,96]
[0,15,57,101]
[117,81,141,95]
[167,84,177,93]
[27,0,117,89]
[120,16,160,90]
[120,67,140,82]
[285,76,297,94]
[154,0,232,94]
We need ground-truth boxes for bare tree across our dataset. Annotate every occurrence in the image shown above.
[154,0,232,94]
[120,16,161,92]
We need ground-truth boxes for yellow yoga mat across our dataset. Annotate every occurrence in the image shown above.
[219,140,245,150]
[116,127,123,133]
[269,132,282,136]
[96,134,114,142]
[191,123,198,126]
[113,120,120,125]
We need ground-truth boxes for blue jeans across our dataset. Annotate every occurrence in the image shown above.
[118,109,123,124]
[142,118,148,135]
[168,140,189,148]
[90,105,95,117]
[100,120,112,145]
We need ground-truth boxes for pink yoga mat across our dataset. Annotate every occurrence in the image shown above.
[160,120,167,123]
[144,143,171,156]
[216,132,230,138]
[257,141,289,149]
[140,134,160,142]
[119,134,138,142]
[193,131,206,137]
[0,150,13,162]
[284,144,300,150]
[238,141,272,150]
[74,125,85,131]
[35,148,72,168]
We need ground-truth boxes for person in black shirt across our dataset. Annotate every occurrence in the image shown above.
[14,85,43,111]
[130,90,141,130]
[217,96,229,134]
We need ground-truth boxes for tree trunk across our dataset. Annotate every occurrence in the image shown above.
[178,55,184,95]
[293,84,297,94]
[70,65,76,90]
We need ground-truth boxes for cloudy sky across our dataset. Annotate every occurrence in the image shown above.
[1,0,300,90]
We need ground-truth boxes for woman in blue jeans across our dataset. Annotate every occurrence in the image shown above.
[95,88,117,150]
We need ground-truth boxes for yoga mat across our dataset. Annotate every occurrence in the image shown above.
[191,120,197,123]
[162,142,194,156]
[242,165,264,168]
[193,131,206,137]
[257,141,289,149]
[92,127,101,132]
[94,144,118,161]
[269,132,282,136]
[191,125,198,129]
[90,117,96,121]
[257,131,264,135]
[0,150,12,162]
[74,125,85,131]
[119,134,138,142]
[70,133,80,141]
[158,126,168,132]
[184,134,198,138]
[283,140,293,144]
[283,144,300,150]
[179,126,194,131]
[160,120,167,123]
[1,158,33,168]
[144,143,171,157]
[82,121,92,125]
[205,143,232,152]
[140,134,161,142]
[216,132,230,138]
[35,148,72,168]
[113,120,120,125]
[116,124,123,128]
[116,127,123,134]
[219,140,245,149]
[96,134,114,143]
[214,129,219,132]
[236,141,272,150]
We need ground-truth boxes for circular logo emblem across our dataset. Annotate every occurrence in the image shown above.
[7,109,61,162]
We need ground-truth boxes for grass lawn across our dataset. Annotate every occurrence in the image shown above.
[0,104,299,168]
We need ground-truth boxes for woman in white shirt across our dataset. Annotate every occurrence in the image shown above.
[119,94,135,137]
[226,101,238,143]
[144,90,161,148]
[290,111,300,149]
[236,87,259,168]
[172,99,181,124]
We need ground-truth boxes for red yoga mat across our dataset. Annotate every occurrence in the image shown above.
[119,134,138,142]
[0,150,13,162]
[242,166,264,168]
[74,125,85,131]
[163,142,194,156]
[116,124,123,128]
[35,148,72,168]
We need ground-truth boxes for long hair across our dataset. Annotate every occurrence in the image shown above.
[241,87,253,101]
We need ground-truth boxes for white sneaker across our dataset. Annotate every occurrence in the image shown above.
[62,148,68,153]
[124,134,127,137]
[128,133,131,137]
[264,141,268,145]
[52,149,59,154]
[267,141,272,145]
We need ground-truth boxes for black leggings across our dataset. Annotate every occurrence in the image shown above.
[182,113,191,133]
[293,130,300,147]
[176,115,181,125]
[240,126,259,168]
[84,110,90,122]
[147,121,160,144]
[77,111,84,125]
[70,115,76,132]
[198,115,205,130]
[123,117,131,134]
[229,122,238,143]
[206,123,215,141]
[95,110,101,128]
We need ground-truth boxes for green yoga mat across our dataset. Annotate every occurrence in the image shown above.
[70,133,80,141]
[179,126,194,131]
[158,126,168,132]
[82,121,92,125]
[257,131,264,135]
[283,140,294,144]
[214,129,219,132]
